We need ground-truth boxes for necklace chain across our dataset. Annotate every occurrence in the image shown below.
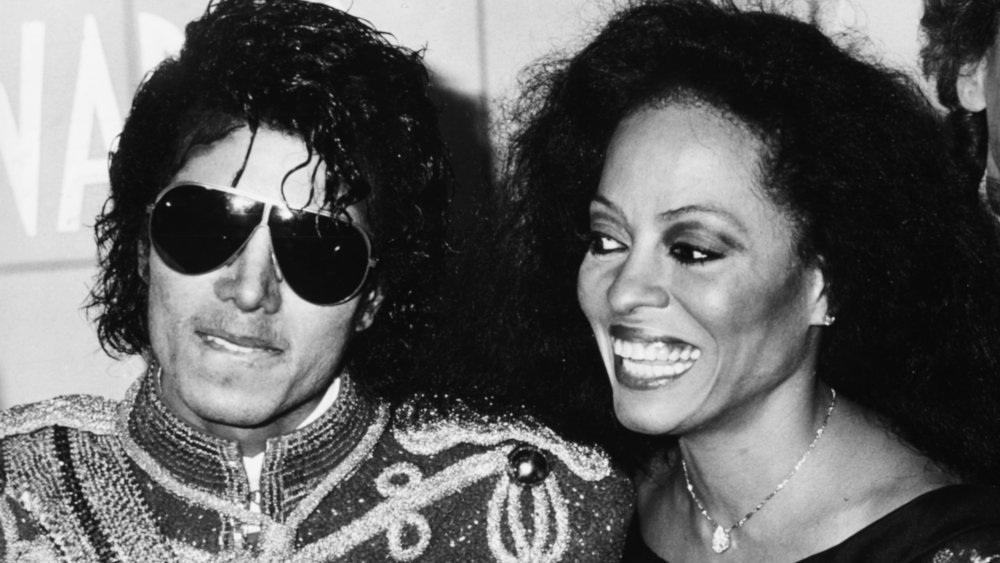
[681,388,837,554]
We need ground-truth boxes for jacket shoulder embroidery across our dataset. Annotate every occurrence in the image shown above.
[298,397,609,562]
[0,395,118,439]
[393,397,611,481]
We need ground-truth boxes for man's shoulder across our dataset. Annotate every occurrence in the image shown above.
[303,395,635,561]
[0,394,119,440]
[383,395,636,533]
[389,395,624,485]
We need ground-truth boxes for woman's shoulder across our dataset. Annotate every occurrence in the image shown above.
[802,484,1000,562]
[622,514,668,563]
[624,484,1000,563]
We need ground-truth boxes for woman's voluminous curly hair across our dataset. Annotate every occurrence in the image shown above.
[87,0,450,399]
[447,0,1000,481]
[921,0,1000,181]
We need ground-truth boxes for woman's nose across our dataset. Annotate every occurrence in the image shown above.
[606,251,671,314]
[213,227,283,313]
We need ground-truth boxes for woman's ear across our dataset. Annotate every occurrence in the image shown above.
[957,58,989,113]
[806,260,833,327]
[354,284,384,332]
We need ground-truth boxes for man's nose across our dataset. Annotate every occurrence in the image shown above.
[213,227,283,313]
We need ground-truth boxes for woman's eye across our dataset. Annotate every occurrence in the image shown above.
[587,233,626,255]
[670,243,721,265]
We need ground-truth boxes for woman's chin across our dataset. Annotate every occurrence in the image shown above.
[612,390,685,436]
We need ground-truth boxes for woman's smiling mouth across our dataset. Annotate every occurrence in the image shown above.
[612,337,701,389]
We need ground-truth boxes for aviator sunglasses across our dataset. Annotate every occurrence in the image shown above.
[148,182,376,305]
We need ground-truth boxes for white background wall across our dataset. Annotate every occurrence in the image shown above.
[0,0,929,408]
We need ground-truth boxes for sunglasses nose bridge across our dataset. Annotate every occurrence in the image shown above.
[225,222,284,283]
[259,204,284,282]
[214,223,284,314]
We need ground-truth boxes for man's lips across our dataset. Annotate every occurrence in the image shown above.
[197,329,284,355]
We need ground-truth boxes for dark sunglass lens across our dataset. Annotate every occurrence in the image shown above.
[150,184,261,274]
[270,212,371,304]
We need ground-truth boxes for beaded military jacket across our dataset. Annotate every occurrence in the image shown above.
[0,372,633,562]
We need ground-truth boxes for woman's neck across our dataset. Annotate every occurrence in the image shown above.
[675,379,834,525]
[637,383,955,562]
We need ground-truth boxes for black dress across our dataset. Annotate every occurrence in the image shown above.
[622,485,1000,562]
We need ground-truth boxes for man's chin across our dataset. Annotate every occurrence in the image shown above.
[167,391,290,437]
[198,401,291,431]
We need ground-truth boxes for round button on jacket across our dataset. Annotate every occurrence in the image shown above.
[506,444,550,486]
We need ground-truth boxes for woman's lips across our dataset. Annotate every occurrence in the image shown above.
[610,331,701,389]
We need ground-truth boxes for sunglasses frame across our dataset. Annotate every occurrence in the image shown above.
[146,181,377,305]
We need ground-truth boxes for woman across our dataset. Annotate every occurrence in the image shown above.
[447,0,1000,560]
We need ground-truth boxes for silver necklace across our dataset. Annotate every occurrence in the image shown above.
[681,388,837,554]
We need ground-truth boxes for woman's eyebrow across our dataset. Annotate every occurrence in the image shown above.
[657,204,749,236]
[591,194,624,216]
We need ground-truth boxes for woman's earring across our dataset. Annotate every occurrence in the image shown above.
[822,314,836,326]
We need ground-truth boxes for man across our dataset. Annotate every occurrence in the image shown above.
[921,0,1000,212]
[0,0,631,560]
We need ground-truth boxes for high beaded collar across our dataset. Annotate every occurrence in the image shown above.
[119,368,380,519]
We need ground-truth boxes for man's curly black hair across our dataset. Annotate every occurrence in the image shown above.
[86,0,450,400]
[437,0,1000,482]
[921,0,1000,182]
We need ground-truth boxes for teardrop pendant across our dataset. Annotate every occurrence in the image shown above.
[711,525,731,554]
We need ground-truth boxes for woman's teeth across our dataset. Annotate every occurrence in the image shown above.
[612,338,700,378]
